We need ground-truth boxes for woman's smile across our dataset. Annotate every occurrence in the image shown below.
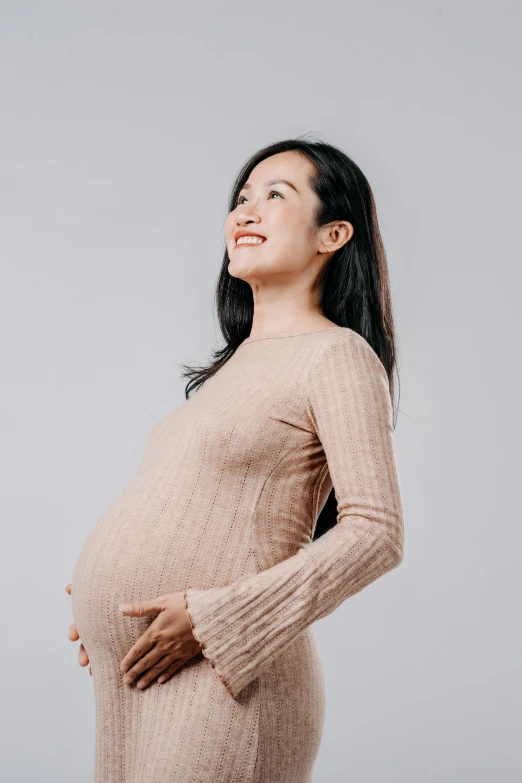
[235,236,266,247]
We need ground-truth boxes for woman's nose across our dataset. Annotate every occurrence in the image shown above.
[236,209,261,225]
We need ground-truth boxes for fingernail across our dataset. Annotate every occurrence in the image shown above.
[119,604,130,612]
[136,681,146,689]
[157,677,165,684]
[123,677,132,685]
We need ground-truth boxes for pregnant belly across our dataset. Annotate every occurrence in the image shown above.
[70,490,200,663]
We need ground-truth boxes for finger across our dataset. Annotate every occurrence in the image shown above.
[78,643,90,667]
[119,598,164,618]
[68,623,80,642]
[120,631,159,673]
[65,584,72,595]
[122,643,167,684]
[133,653,179,690]
[157,658,184,684]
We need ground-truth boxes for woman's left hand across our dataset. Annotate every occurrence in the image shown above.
[119,591,202,690]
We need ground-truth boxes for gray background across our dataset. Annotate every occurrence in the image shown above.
[1,1,520,781]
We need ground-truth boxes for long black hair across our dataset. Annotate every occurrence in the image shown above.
[179,135,401,540]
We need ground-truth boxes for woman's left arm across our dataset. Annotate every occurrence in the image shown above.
[184,331,405,700]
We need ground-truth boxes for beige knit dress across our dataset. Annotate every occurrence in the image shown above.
[71,325,404,783]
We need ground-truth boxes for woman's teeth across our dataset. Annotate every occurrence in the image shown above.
[236,236,265,245]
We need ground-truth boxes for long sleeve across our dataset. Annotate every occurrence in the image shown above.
[184,331,405,699]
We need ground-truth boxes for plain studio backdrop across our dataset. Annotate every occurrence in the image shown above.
[1,2,520,781]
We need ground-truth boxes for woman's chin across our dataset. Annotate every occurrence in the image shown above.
[227,258,261,280]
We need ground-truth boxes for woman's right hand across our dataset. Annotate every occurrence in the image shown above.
[66,583,92,675]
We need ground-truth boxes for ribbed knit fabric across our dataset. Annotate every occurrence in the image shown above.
[71,325,404,783]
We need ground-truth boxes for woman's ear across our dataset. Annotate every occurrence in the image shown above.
[317,220,354,255]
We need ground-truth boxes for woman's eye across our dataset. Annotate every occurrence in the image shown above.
[236,189,283,207]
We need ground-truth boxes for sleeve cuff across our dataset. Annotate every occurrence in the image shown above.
[183,587,239,700]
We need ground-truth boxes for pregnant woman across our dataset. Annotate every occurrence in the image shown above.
[67,137,405,782]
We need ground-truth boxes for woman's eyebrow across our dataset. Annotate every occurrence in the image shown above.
[241,178,299,194]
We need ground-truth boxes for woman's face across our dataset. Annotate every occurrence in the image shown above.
[225,151,326,283]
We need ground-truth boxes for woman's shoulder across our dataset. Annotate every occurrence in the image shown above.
[303,325,393,434]
[310,325,387,381]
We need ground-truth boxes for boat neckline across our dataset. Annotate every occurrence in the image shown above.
[241,326,345,344]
